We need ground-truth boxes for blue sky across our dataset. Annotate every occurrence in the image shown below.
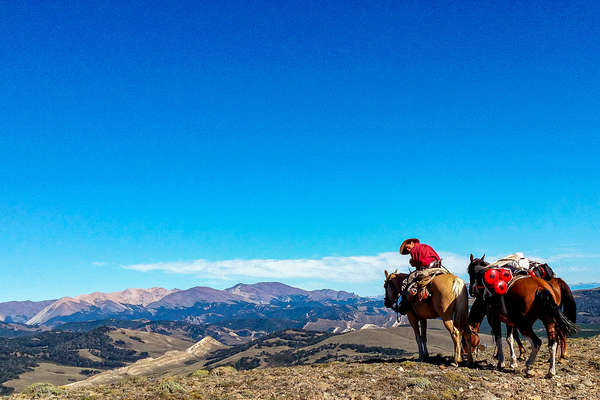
[1,1,599,302]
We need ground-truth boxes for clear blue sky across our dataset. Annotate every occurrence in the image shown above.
[1,1,599,302]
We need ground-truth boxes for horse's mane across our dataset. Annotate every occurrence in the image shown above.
[471,257,489,266]
[468,257,489,275]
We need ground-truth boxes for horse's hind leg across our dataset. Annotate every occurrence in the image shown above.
[559,330,568,361]
[548,330,566,363]
[442,319,461,367]
[544,320,560,377]
[514,329,527,360]
[519,324,542,377]
[548,339,558,377]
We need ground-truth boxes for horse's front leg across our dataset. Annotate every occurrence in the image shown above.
[489,314,504,370]
[420,319,429,360]
[506,326,518,369]
[407,311,424,361]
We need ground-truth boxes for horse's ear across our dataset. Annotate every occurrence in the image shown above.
[470,254,474,262]
[481,254,485,261]
[384,270,389,279]
[393,269,398,274]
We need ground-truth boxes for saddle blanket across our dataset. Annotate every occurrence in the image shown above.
[489,252,530,272]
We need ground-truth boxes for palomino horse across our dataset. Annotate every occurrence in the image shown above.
[384,270,473,366]
[529,264,577,361]
[467,255,577,377]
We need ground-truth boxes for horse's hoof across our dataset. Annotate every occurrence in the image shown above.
[450,362,458,368]
[510,363,518,369]
[545,370,556,379]
[525,369,534,378]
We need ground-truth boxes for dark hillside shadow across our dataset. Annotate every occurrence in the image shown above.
[356,354,521,371]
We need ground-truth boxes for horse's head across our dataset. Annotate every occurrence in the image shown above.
[467,253,489,296]
[461,321,483,355]
[462,328,486,356]
[383,270,408,309]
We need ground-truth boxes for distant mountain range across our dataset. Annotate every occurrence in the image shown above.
[0,300,56,324]
[0,283,394,332]
[573,287,600,324]
[572,282,600,290]
[1,282,598,337]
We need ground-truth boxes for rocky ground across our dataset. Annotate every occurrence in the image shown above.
[7,335,600,400]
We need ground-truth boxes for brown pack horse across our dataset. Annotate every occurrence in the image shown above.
[384,270,473,366]
[467,256,577,377]
[466,264,578,364]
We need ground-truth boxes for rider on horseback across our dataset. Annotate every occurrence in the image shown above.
[400,238,441,269]
[397,238,442,314]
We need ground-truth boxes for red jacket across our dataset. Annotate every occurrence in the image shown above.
[409,243,440,269]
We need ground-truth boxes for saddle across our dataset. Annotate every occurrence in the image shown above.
[472,264,529,300]
[403,262,449,304]
[473,254,552,315]
[528,262,555,281]
[488,252,530,274]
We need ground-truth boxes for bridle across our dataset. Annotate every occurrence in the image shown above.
[468,259,489,297]
[384,273,404,321]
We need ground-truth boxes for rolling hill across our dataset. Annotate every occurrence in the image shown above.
[1,283,597,336]
[67,320,494,389]
[11,333,598,400]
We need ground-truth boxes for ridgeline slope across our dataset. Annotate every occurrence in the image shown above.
[7,335,600,399]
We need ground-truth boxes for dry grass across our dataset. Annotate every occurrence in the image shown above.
[3,363,89,393]
[6,335,600,400]
[108,329,194,357]
[6,334,600,400]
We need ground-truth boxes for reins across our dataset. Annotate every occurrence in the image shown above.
[385,273,404,322]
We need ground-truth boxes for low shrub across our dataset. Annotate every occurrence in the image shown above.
[407,377,431,389]
[23,383,64,398]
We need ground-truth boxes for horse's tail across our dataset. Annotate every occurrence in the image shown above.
[556,278,577,323]
[452,277,469,334]
[536,288,578,337]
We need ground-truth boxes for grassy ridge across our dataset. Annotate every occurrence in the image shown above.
[8,335,600,400]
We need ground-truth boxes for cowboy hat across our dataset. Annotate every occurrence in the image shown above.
[399,238,420,255]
